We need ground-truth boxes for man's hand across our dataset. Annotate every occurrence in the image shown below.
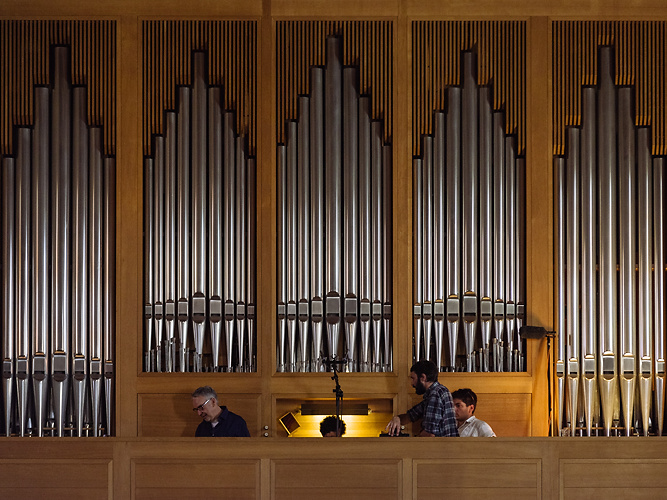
[385,415,403,436]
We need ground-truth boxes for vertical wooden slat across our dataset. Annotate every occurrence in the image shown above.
[275,21,393,145]
[412,20,526,156]
[553,21,667,155]
[140,21,257,156]
[0,20,116,156]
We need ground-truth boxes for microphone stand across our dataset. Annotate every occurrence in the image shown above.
[323,355,347,436]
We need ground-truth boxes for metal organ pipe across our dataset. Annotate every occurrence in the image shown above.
[164,112,177,374]
[422,134,434,366]
[298,96,312,373]
[555,157,567,433]
[325,36,343,362]
[492,112,506,373]
[277,36,393,372]
[597,46,619,437]
[51,46,72,438]
[557,45,667,436]
[413,158,424,363]
[143,51,256,374]
[637,128,653,436]
[32,85,50,437]
[3,44,116,436]
[618,87,636,438]
[478,87,494,373]
[413,51,526,373]
[176,87,191,373]
[310,67,325,372]
[208,89,224,372]
[2,156,15,438]
[461,52,479,373]
[15,127,31,437]
[565,127,581,436]
[72,87,89,437]
[371,121,384,371]
[433,112,446,371]
[446,87,462,372]
[580,87,598,436]
[654,158,666,436]
[343,70,359,372]
[191,52,208,373]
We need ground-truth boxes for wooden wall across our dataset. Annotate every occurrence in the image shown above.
[1,437,667,498]
[1,0,667,441]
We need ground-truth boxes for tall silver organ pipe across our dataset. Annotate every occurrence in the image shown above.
[580,87,598,436]
[2,156,15,438]
[143,50,257,373]
[277,36,393,372]
[414,51,525,372]
[597,46,619,436]
[33,85,50,437]
[461,52,479,374]
[72,87,89,437]
[556,45,667,436]
[176,87,192,373]
[432,113,445,371]
[446,87,461,372]
[310,67,325,372]
[325,36,343,362]
[618,87,636,438]
[654,158,666,436]
[565,127,580,436]
[343,70,359,372]
[555,157,567,434]
[298,96,312,373]
[478,87,494,373]
[2,45,115,436]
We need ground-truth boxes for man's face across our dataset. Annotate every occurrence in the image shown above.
[192,395,218,422]
[410,372,427,395]
[323,430,338,437]
[453,398,474,423]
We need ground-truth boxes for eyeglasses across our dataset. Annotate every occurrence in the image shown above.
[193,397,212,412]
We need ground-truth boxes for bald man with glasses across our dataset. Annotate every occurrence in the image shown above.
[191,386,250,437]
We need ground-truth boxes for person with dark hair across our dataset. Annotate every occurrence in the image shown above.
[452,388,496,437]
[191,386,251,437]
[320,415,346,437]
[384,360,458,437]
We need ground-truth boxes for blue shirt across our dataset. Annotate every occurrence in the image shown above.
[195,406,251,437]
[406,381,459,437]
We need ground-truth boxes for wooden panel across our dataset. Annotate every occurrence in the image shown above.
[274,459,400,499]
[562,488,667,500]
[561,460,667,489]
[415,458,539,499]
[133,459,259,499]
[138,392,261,437]
[416,460,539,487]
[0,459,111,499]
[417,488,537,500]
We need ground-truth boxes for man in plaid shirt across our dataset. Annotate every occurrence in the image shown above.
[385,360,459,437]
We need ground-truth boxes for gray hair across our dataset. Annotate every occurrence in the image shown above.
[191,386,217,400]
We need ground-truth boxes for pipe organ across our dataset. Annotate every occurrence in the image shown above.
[1,44,116,436]
[555,40,667,436]
[412,21,527,373]
[143,50,257,373]
[277,35,393,372]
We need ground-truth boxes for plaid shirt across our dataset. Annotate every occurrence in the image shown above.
[406,381,459,437]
